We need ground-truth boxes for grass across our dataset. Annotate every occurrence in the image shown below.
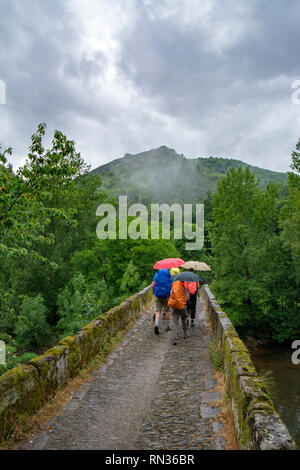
[257,369,279,401]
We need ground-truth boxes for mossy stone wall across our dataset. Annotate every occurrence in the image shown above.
[0,286,153,443]
[201,285,296,450]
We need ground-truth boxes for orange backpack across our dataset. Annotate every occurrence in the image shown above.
[168,281,187,311]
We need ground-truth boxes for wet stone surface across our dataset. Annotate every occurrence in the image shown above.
[22,299,227,450]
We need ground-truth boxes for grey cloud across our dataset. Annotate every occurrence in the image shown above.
[0,0,118,166]
[0,0,299,173]
[115,0,300,169]
[118,0,300,102]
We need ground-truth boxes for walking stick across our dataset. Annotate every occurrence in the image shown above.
[150,295,155,325]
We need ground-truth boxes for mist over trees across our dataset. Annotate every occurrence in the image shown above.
[92,146,288,206]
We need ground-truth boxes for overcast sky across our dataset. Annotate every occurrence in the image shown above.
[1,0,300,173]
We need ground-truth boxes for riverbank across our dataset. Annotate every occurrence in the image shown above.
[250,343,300,448]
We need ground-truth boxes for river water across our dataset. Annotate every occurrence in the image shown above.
[251,344,300,447]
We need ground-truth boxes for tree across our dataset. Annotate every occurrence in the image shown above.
[14,295,51,349]
[56,274,111,336]
[120,261,141,294]
[0,124,97,328]
[0,123,89,258]
[280,138,300,283]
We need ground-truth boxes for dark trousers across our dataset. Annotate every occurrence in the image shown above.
[187,293,197,319]
[171,308,188,341]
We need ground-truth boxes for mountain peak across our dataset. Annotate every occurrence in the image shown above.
[157,145,175,152]
[146,146,185,160]
[157,145,181,155]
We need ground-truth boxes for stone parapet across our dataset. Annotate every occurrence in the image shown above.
[201,285,296,450]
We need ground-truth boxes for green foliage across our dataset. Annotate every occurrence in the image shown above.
[14,295,51,349]
[0,127,298,376]
[85,232,180,290]
[129,238,180,282]
[92,146,288,205]
[209,165,299,342]
[0,333,18,375]
[120,261,141,294]
[0,290,18,335]
[208,337,224,371]
[19,352,38,364]
[0,124,89,259]
[1,129,185,367]
[280,138,300,283]
[0,351,18,375]
[257,369,279,401]
[57,274,111,336]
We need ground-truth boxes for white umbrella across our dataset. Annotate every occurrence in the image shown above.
[182,261,211,271]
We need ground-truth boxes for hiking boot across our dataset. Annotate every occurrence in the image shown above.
[191,320,195,328]
[183,332,189,339]
[154,326,159,335]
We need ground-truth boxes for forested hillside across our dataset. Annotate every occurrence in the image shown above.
[91,146,288,205]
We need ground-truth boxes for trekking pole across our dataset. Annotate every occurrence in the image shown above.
[150,296,154,325]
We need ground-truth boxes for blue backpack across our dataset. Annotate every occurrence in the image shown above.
[154,269,172,298]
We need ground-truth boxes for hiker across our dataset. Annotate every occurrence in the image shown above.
[152,269,172,335]
[184,268,200,328]
[168,280,190,345]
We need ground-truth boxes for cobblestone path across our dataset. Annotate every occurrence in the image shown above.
[22,298,227,450]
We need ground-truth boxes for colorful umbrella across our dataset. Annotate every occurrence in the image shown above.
[181,261,211,271]
[173,271,205,283]
[153,258,185,270]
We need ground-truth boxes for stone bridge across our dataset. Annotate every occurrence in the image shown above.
[0,286,296,450]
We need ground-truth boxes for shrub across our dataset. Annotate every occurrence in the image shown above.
[57,274,106,336]
[120,261,141,294]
